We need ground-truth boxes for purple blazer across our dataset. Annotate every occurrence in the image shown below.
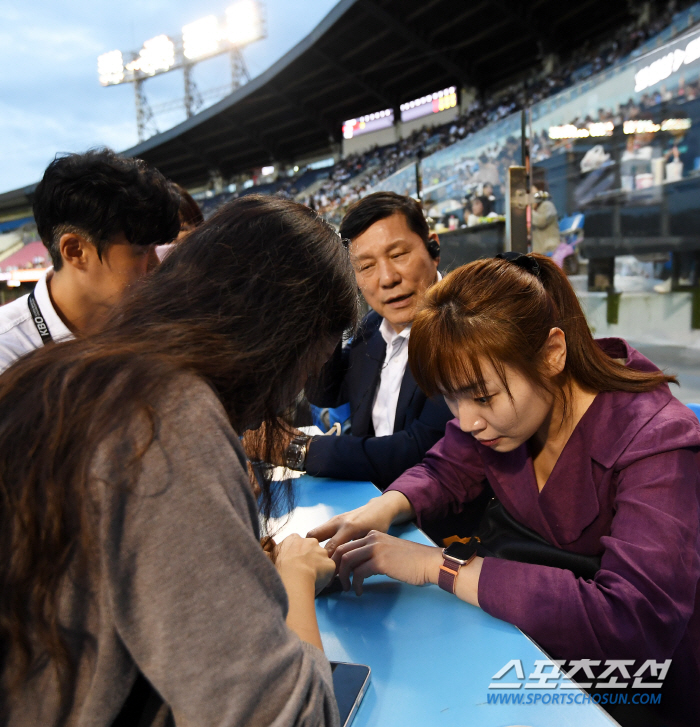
[386,339,700,719]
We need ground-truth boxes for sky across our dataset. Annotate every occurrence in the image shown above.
[0,0,339,194]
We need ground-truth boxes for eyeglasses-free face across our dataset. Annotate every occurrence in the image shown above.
[349,212,439,334]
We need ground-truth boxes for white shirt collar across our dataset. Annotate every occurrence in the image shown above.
[379,317,410,347]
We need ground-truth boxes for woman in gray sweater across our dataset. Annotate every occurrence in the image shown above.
[0,196,358,726]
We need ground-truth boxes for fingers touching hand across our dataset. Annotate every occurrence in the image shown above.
[332,531,441,596]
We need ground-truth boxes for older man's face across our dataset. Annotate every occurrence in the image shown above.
[349,213,439,333]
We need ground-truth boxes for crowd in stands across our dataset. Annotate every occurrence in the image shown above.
[195,0,698,228]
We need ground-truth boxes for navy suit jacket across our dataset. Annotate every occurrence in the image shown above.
[304,311,453,490]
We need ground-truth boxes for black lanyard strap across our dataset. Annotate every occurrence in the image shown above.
[27,290,54,345]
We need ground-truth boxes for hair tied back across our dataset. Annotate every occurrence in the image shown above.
[496,251,541,277]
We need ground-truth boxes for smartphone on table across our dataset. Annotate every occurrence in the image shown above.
[330,662,371,727]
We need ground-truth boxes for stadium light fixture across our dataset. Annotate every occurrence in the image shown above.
[98,3,266,141]
[98,4,264,84]
[126,35,175,76]
[226,0,263,46]
[623,118,691,134]
[98,50,124,86]
[183,15,221,61]
[548,122,614,139]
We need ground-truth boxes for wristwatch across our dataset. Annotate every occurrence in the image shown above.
[438,538,481,594]
[285,434,312,471]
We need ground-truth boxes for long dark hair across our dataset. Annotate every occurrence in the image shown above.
[0,195,357,717]
[409,254,675,409]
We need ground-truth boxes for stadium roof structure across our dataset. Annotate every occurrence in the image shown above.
[1,0,635,214]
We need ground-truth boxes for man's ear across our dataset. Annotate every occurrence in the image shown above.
[58,233,92,271]
[428,232,440,265]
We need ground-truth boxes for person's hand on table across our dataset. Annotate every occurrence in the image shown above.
[273,534,335,651]
[308,492,484,605]
[333,531,484,605]
[274,533,336,595]
[307,490,416,556]
[333,531,443,595]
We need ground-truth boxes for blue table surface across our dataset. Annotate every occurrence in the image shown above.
[288,476,618,727]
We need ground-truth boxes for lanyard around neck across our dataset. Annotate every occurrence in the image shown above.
[27,290,54,345]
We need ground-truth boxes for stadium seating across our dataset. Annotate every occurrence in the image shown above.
[194,1,700,229]
[0,241,48,272]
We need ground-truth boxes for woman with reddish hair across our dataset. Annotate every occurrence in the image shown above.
[311,253,700,726]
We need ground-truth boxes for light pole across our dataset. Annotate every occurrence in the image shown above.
[97,1,266,141]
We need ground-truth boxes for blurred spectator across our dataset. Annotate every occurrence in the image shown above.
[482,182,497,206]
[472,155,501,186]
[530,186,560,255]
[156,183,205,260]
[465,196,498,226]
[466,197,484,226]
[172,182,204,239]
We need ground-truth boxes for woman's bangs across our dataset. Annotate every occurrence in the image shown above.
[433,342,490,399]
[410,312,491,398]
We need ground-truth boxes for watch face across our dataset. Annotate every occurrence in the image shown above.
[286,440,306,470]
[444,540,479,562]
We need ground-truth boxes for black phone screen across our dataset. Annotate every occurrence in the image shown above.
[330,662,371,727]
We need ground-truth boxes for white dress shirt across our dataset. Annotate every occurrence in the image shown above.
[0,268,73,374]
[371,271,441,437]
[371,319,411,437]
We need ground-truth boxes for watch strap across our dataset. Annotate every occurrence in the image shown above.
[438,558,461,594]
[438,542,479,594]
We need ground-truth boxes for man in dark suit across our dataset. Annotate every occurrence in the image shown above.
[299,192,453,491]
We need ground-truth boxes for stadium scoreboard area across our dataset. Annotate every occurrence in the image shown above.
[342,86,457,139]
[400,86,457,122]
[342,109,394,140]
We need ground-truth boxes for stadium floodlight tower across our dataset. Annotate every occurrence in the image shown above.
[97,0,266,142]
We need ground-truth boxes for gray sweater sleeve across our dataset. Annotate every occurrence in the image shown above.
[96,376,340,727]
